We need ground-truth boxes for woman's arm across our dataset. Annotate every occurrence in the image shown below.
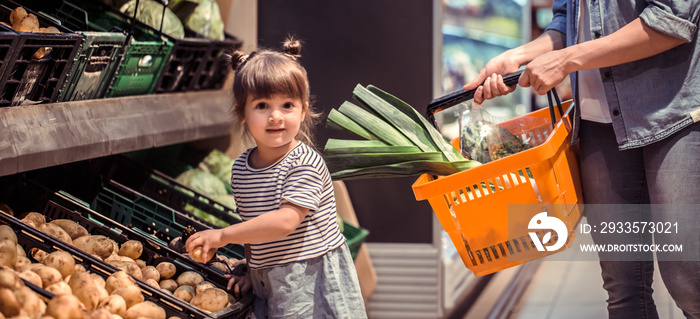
[521,18,687,94]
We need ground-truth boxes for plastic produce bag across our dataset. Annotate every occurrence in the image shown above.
[458,102,532,163]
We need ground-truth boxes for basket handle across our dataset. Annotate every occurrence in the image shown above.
[547,87,565,129]
[426,70,523,128]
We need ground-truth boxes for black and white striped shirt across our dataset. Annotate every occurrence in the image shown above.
[231,142,345,269]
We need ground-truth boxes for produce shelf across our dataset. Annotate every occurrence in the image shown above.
[0,175,254,319]
[0,89,234,178]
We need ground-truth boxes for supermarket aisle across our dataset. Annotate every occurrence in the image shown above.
[508,260,685,319]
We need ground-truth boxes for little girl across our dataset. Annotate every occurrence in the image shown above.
[185,37,367,318]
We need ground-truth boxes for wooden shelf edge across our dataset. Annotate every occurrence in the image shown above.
[0,90,235,177]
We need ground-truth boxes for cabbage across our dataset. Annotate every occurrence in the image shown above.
[184,0,224,40]
[175,168,227,197]
[170,0,225,40]
[200,150,234,194]
[120,0,185,39]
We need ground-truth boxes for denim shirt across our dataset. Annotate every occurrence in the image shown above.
[546,0,700,149]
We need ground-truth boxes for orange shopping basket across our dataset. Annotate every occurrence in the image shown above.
[413,79,583,276]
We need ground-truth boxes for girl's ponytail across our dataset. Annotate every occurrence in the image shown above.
[281,36,302,60]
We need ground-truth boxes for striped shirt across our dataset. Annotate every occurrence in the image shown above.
[230,142,345,269]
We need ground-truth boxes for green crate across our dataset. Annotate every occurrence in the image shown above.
[61,1,173,97]
[92,179,246,260]
[342,221,369,260]
[57,32,126,101]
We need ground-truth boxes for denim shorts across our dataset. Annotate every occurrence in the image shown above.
[249,243,367,319]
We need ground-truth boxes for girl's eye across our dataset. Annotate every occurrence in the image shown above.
[255,102,267,109]
[283,102,294,109]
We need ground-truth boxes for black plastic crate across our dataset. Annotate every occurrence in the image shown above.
[0,0,82,107]
[0,175,254,319]
[0,24,19,88]
[0,209,254,319]
[186,29,242,92]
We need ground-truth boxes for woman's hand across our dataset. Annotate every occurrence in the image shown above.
[463,50,521,104]
[185,228,226,259]
[518,49,570,95]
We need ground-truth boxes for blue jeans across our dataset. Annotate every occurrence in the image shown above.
[579,120,700,319]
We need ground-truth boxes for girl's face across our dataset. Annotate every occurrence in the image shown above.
[242,94,306,156]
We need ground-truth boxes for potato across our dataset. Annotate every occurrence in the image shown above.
[75,264,87,273]
[14,286,47,318]
[45,281,72,295]
[111,285,143,309]
[190,288,229,312]
[0,269,24,289]
[14,256,31,271]
[39,224,73,245]
[50,219,89,240]
[95,283,110,304]
[141,266,160,283]
[87,308,112,319]
[0,225,17,244]
[105,271,135,295]
[124,301,165,319]
[44,26,60,33]
[19,212,45,228]
[118,241,143,260]
[176,271,203,287]
[195,281,215,295]
[172,285,195,302]
[0,240,17,268]
[155,262,176,280]
[104,254,121,263]
[68,271,101,310]
[43,251,76,278]
[32,265,63,288]
[9,7,27,25]
[91,273,106,288]
[135,260,146,270]
[0,287,21,317]
[13,13,39,32]
[190,246,215,264]
[98,295,126,317]
[30,248,48,263]
[0,202,14,216]
[15,244,25,258]
[18,269,43,288]
[108,261,142,280]
[73,236,115,260]
[158,279,177,293]
[145,278,159,288]
[46,294,85,319]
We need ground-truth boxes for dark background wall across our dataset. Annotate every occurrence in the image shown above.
[258,0,436,243]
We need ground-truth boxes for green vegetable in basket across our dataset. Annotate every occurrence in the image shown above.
[323,84,481,180]
[175,168,228,197]
[120,0,185,39]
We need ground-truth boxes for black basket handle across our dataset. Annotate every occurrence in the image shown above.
[426,70,523,128]
[426,70,567,129]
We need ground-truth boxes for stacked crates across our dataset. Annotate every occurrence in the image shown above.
[54,0,172,97]
[0,0,82,106]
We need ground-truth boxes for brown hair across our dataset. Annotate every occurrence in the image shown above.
[225,37,319,148]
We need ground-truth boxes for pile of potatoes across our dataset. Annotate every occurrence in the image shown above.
[2,7,61,59]
[0,209,236,317]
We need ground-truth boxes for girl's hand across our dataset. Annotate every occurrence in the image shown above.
[226,272,252,300]
[518,50,570,95]
[185,228,225,258]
